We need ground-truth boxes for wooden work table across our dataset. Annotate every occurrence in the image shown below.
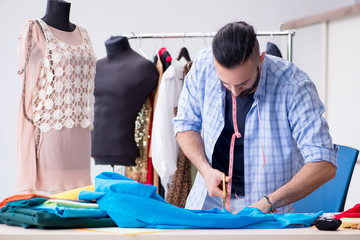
[1,224,360,240]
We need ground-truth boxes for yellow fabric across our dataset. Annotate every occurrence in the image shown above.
[50,185,94,200]
[340,218,360,228]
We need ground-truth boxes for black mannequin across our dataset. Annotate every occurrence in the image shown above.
[91,36,159,166]
[42,0,76,32]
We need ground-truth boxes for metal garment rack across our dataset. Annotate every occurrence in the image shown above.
[122,30,296,61]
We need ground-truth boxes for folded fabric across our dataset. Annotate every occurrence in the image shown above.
[41,199,99,209]
[340,218,360,228]
[79,172,322,229]
[50,185,94,200]
[0,194,49,209]
[0,207,116,229]
[335,204,360,219]
[0,197,49,213]
[30,205,107,218]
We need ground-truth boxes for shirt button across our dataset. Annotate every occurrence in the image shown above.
[210,140,213,143]
[220,118,223,122]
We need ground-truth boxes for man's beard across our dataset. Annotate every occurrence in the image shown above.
[238,66,260,97]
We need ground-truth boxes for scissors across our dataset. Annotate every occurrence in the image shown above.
[222,172,227,209]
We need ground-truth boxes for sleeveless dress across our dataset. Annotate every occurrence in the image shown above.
[16,19,96,195]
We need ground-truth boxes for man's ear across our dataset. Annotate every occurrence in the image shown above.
[259,52,265,64]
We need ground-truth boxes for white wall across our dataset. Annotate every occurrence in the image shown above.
[327,15,360,209]
[0,0,356,202]
[327,15,360,154]
[292,23,323,96]
[292,14,360,210]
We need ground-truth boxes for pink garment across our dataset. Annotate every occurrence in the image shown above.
[16,19,95,195]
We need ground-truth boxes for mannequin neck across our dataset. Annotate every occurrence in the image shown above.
[105,36,132,57]
[42,0,76,32]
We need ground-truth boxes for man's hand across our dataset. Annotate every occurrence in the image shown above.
[249,197,271,213]
[177,131,229,197]
[202,167,231,198]
[252,161,336,212]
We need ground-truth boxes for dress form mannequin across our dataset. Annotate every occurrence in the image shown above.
[42,0,76,32]
[16,0,95,194]
[91,36,158,166]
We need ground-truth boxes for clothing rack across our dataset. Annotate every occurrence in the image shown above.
[122,30,296,61]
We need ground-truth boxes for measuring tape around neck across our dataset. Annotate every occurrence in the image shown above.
[225,92,266,212]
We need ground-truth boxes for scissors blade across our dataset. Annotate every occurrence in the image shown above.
[222,173,226,209]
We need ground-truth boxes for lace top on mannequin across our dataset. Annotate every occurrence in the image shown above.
[32,20,96,132]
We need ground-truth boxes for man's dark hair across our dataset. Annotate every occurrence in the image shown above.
[212,21,257,68]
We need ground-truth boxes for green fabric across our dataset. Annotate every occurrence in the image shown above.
[0,208,116,229]
[0,198,49,213]
[42,199,99,209]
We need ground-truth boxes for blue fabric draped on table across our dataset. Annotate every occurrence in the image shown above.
[79,172,322,229]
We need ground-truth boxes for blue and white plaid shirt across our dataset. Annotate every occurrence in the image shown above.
[173,48,338,213]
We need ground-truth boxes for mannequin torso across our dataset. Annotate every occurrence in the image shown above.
[91,36,159,166]
[41,0,76,32]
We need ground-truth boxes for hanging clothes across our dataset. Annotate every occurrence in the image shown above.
[165,150,192,208]
[166,61,193,208]
[151,59,185,194]
[126,95,154,184]
[152,49,168,111]
[153,47,172,72]
[16,19,96,195]
[266,42,283,58]
[149,56,165,193]
[79,172,322,229]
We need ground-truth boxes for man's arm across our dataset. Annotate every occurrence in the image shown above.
[250,161,336,213]
[176,130,230,198]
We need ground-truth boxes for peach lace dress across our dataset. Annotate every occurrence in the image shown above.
[16,19,96,195]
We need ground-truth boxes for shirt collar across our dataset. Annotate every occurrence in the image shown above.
[254,54,269,97]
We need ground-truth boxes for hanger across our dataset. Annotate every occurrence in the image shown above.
[202,32,208,47]
[177,33,191,62]
[177,47,191,62]
[136,36,149,60]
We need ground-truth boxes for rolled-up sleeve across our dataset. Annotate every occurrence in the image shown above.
[287,70,338,167]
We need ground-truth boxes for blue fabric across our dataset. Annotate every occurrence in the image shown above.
[173,48,338,213]
[78,172,322,229]
[30,205,108,218]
